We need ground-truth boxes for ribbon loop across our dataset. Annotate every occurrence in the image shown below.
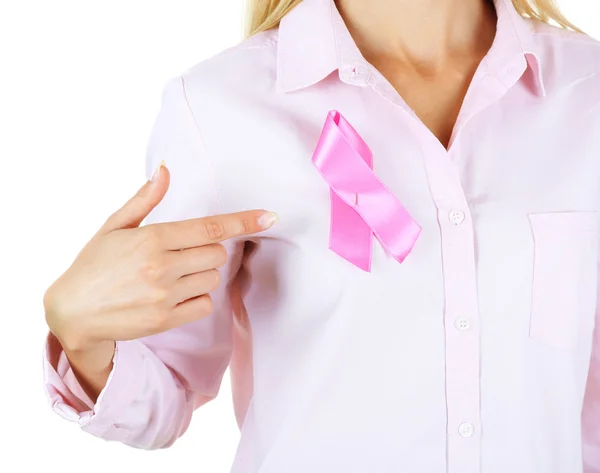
[312,110,421,272]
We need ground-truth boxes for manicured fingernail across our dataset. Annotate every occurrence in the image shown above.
[151,160,165,182]
[258,212,279,229]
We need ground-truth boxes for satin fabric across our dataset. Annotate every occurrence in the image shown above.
[312,110,421,271]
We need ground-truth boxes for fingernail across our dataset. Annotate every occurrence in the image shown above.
[151,160,165,182]
[258,212,279,229]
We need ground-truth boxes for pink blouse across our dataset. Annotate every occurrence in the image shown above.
[44,0,600,472]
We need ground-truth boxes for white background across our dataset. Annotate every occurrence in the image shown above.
[0,1,598,472]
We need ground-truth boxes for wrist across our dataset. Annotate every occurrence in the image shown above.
[59,332,113,357]
[61,338,116,403]
[63,338,116,377]
[45,303,106,355]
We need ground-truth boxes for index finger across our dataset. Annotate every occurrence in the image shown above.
[152,210,278,250]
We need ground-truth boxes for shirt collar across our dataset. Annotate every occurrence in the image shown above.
[276,0,546,97]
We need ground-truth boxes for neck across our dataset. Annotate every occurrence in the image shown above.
[334,0,497,71]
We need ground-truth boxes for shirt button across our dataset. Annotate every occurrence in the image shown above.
[459,423,474,438]
[454,317,471,332]
[352,65,368,76]
[448,209,465,225]
[344,64,370,83]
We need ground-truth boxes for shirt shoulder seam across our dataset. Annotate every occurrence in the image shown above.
[532,30,600,47]
[202,35,278,65]
[179,75,224,215]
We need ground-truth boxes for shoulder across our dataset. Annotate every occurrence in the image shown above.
[179,29,280,101]
[530,20,600,88]
[155,29,283,157]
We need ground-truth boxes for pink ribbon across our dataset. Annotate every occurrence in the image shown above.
[312,110,421,272]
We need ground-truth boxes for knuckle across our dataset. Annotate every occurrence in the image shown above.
[207,269,221,290]
[241,217,252,234]
[105,210,119,225]
[152,287,170,304]
[135,182,150,199]
[144,285,169,307]
[104,210,127,231]
[43,285,57,313]
[204,219,225,241]
[197,295,214,317]
[43,284,65,328]
[139,257,167,283]
[146,307,170,331]
[213,244,229,267]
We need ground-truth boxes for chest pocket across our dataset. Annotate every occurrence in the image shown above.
[528,212,600,352]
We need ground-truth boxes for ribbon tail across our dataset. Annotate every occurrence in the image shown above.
[329,189,373,272]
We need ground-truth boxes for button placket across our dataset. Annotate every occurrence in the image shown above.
[422,142,481,473]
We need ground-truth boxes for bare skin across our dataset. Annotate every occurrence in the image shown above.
[336,0,497,148]
[44,163,278,402]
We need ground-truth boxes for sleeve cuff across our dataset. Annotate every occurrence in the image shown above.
[43,332,147,436]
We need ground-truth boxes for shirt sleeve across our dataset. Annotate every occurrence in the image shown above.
[42,76,243,449]
[582,235,600,471]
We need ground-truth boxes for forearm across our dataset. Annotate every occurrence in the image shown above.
[61,338,115,404]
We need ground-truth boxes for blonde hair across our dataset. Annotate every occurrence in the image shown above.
[244,0,581,38]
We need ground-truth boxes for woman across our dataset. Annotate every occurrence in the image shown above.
[43,0,600,471]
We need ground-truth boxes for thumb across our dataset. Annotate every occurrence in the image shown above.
[99,161,170,234]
